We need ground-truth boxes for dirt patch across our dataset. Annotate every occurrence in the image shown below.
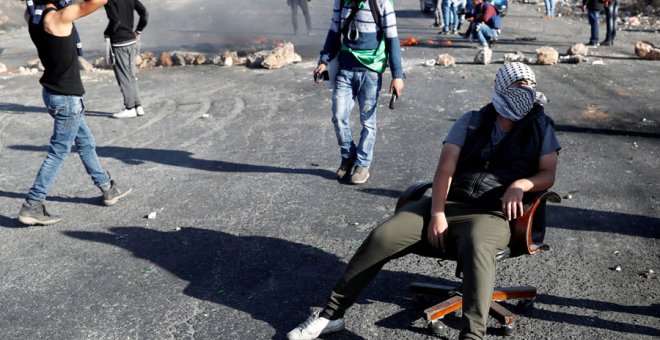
[582,106,610,119]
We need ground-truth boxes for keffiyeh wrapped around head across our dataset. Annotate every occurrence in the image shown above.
[492,62,547,121]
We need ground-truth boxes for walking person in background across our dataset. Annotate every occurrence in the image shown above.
[543,0,556,18]
[313,0,404,185]
[602,0,618,45]
[104,0,148,118]
[288,0,312,35]
[432,0,443,28]
[582,0,604,47]
[441,0,459,34]
[20,0,132,226]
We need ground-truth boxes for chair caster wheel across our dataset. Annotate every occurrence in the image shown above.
[517,298,535,313]
[502,323,515,336]
[428,320,445,336]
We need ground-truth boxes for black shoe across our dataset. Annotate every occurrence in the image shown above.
[102,180,133,206]
[457,23,462,31]
[433,22,440,27]
[586,42,600,47]
[601,40,613,46]
[18,202,61,226]
[488,40,496,47]
[336,156,356,180]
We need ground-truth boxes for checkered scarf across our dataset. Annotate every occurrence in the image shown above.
[491,62,547,121]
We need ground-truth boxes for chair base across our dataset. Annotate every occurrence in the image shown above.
[410,282,536,334]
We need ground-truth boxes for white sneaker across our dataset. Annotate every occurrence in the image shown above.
[287,313,344,340]
[135,106,145,116]
[112,108,137,119]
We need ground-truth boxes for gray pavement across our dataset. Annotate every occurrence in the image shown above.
[0,1,659,339]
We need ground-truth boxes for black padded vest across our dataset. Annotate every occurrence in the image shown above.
[448,103,552,210]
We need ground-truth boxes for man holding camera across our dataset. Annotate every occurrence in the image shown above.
[313,0,404,185]
[104,0,148,118]
[19,0,131,226]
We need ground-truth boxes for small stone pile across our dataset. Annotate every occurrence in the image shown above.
[91,42,302,70]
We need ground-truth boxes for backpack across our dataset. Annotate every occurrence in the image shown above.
[342,0,383,37]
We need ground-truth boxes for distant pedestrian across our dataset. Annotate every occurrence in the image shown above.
[288,0,312,35]
[104,0,148,119]
[432,0,443,28]
[440,0,459,34]
[20,0,132,226]
[313,0,404,185]
[582,0,604,47]
[543,0,556,18]
[602,0,618,46]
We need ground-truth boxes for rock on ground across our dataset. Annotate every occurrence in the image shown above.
[635,40,660,60]
[536,46,559,65]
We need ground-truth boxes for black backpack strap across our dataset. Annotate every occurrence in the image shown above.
[342,0,382,38]
[369,0,381,28]
[341,1,360,38]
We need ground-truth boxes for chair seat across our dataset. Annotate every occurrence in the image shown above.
[396,181,560,336]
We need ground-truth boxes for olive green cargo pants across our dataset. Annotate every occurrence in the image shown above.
[321,197,510,340]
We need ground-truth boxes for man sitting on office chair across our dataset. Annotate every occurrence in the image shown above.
[287,62,560,340]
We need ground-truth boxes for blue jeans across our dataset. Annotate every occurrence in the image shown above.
[604,1,618,42]
[544,0,555,15]
[442,0,458,31]
[588,10,600,44]
[331,68,382,168]
[475,24,498,47]
[26,89,110,202]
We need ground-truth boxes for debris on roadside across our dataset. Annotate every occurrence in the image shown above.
[635,40,660,60]
[435,54,455,67]
[640,269,655,279]
[474,47,492,65]
[567,43,589,58]
[504,51,531,64]
[536,46,559,65]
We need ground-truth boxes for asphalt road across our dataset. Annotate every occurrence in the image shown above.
[0,1,658,339]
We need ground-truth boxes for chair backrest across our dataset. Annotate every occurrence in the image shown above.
[395,181,561,258]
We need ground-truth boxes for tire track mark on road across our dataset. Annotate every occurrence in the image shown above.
[179,96,245,149]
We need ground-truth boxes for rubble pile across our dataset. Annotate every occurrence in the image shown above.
[110,42,300,70]
[3,42,302,75]
[634,40,660,60]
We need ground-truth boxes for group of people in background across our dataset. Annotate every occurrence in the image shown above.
[583,0,619,46]
[431,0,620,48]
[433,0,468,34]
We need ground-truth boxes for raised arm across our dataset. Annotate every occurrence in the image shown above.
[44,0,107,36]
[57,0,108,23]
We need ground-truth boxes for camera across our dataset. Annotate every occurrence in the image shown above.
[314,70,329,82]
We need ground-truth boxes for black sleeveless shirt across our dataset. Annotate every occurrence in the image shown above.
[28,8,84,96]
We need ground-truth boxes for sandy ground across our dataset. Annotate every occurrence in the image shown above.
[0,1,659,339]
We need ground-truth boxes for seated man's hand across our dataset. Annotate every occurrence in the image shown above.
[502,181,526,221]
[427,213,448,253]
